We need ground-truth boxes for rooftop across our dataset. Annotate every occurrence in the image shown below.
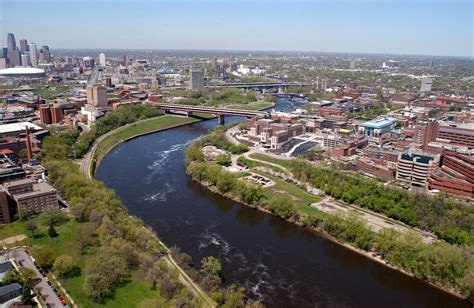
[0,67,45,75]
[0,122,42,135]
[361,118,394,129]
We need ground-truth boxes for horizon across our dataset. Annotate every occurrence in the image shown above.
[1,0,473,57]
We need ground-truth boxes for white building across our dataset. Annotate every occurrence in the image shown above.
[420,77,433,92]
[28,43,37,67]
[99,53,106,66]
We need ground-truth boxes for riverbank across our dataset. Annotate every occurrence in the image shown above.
[184,126,470,301]
[190,169,468,301]
[84,114,210,177]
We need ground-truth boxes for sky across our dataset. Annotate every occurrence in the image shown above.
[0,0,473,57]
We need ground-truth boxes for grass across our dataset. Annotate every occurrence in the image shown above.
[63,270,166,308]
[237,157,289,175]
[253,170,322,215]
[94,115,203,161]
[248,153,294,169]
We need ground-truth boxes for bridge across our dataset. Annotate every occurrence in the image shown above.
[206,82,311,93]
[157,103,269,125]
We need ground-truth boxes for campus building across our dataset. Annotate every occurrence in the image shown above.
[396,151,439,187]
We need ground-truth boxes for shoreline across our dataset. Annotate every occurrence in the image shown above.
[190,177,467,301]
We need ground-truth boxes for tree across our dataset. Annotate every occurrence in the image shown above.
[83,248,129,301]
[31,246,55,270]
[26,220,37,238]
[222,284,245,308]
[76,223,97,253]
[40,207,68,227]
[267,195,294,219]
[48,224,58,238]
[158,273,179,299]
[2,267,35,286]
[200,256,221,277]
[53,255,80,278]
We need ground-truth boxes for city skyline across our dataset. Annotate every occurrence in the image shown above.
[0,0,472,57]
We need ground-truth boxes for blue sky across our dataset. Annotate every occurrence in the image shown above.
[0,0,472,56]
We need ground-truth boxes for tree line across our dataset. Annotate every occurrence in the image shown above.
[184,129,474,298]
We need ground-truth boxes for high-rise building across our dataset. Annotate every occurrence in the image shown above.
[420,77,432,92]
[83,56,94,68]
[86,85,108,107]
[40,46,51,62]
[7,33,16,52]
[99,53,106,66]
[7,49,21,67]
[0,187,11,225]
[0,58,6,70]
[122,54,128,66]
[1,47,7,59]
[350,59,356,69]
[19,39,28,54]
[20,54,28,67]
[189,70,204,91]
[29,43,37,67]
[105,76,112,88]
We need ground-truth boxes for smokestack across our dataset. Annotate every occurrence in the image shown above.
[25,126,32,161]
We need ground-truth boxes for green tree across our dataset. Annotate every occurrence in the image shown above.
[26,220,37,238]
[31,246,55,270]
[2,267,35,286]
[53,255,80,278]
[40,207,69,226]
[48,224,58,238]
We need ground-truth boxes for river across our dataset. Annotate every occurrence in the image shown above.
[96,97,468,307]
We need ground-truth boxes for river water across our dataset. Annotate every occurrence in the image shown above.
[96,98,468,307]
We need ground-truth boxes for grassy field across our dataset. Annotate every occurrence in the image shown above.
[94,115,204,161]
[248,153,294,169]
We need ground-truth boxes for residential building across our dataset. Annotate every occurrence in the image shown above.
[99,52,106,66]
[420,77,433,92]
[0,187,10,224]
[39,104,52,124]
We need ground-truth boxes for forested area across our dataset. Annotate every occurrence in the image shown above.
[185,128,474,298]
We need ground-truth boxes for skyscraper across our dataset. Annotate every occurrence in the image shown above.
[19,39,28,54]
[21,54,28,67]
[0,48,7,59]
[29,43,38,67]
[40,46,51,62]
[7,49,21,67]
[189,70,204,91]
[86,86,108,107]
[99,53,106,66]
[7,33,16,51]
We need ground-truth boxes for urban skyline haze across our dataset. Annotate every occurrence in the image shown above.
[0,0,473,57]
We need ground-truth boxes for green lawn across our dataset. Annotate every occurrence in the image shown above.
[248,153,294,169]
[95,115,203,161]
[253,170,322,215]
[63,271,167,308]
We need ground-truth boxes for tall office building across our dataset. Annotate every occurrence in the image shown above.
[40,46,51,62]
[7,33,16,51]
[19,39,28,54]
[1,47,7,59]
[21,54,28,67]
[83,56,94,68]
[86,85,108,107]
[420,77,432,92]
[7,49,21,67]
[99,53,106,66]
[29,43,37,67]
[189,70,204,91]
[0,58,6,69]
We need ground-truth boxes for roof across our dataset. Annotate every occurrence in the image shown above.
[0,283,21,296]
[0,261,13,273]
[0,67,45,75]
[361,118,394,129]
[0,122,42,135]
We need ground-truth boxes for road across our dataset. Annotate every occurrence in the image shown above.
[8,248,63,307]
